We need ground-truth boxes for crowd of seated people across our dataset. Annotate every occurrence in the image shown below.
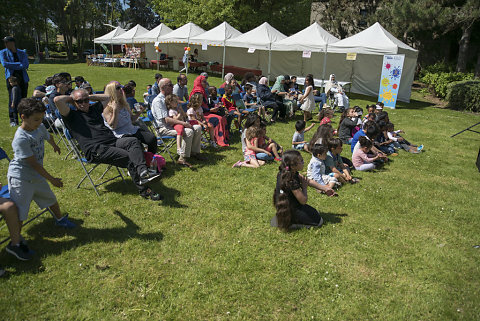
[0,69,426,262]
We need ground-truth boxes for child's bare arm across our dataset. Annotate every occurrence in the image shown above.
[24,156,63,187]
[47,135,61,155]
[305,123,316,132]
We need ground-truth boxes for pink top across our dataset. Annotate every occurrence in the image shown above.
[352,149,376,168]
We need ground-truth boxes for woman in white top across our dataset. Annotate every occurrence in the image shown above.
[102,81,157,153]
[299,75,315,121]
[325,74,349,110]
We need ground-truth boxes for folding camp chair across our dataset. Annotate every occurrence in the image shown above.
[146,110,177,163]
[0,147,55,245]
[62,128,126,196]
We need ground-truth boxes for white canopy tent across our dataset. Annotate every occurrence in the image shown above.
[93,26,126,44]
[110,24,149,45]
[133,24,173,70]
[327,22,418,102]
[157,22,205,75]
[189,21,242,79]
[226,22,286,81]
[133,23,173,43]
[271,22,339,86]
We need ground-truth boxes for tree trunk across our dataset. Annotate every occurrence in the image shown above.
[456,23,472,72]
[475,51,480,78]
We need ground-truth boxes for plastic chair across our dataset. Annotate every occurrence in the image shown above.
[0,147,55,245]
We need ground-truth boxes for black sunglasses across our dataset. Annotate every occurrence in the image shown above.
[74,98,89,104]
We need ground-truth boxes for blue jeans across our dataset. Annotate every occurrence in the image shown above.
[256,153,274,161]
[314,93,326,110]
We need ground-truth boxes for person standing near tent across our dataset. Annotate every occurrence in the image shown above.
[325,74,349,110]
[1,36,29,114]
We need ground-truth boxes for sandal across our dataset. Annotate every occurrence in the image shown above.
[177,159,192,167]
[139,187,164,201]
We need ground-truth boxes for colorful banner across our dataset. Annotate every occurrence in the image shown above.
[378,54,404,109]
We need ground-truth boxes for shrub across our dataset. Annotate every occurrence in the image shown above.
[421,72,474,98]
[418,62,454,78]
[446,80,480,112]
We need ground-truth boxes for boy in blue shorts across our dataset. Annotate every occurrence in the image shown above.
[6,98,75,261]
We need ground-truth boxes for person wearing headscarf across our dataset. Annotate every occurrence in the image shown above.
[257,77,286,122]
[272,75,295,118]
[190,75,229,146]
[219,72,242,92]
[325,74,349,110]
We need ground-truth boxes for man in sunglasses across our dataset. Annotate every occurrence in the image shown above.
[54,89,163,201]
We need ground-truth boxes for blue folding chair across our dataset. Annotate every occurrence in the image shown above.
[62,128,126,196]
[146,110,176,163]
[0,147,55,245]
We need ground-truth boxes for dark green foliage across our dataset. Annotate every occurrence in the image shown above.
[447,80,480,112]
[421,72,474,98]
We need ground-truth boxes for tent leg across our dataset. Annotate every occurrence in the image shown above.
[222,43,226,80]
[321,45,328,90]
[267,45,272,82]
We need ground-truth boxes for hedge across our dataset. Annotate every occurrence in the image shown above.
[421,72,474,99]
[446,80,480,112]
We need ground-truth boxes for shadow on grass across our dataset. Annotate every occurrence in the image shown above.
[321,212,348,225]
[0,210,163,276]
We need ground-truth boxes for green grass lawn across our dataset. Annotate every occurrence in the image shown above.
[0,63,479,320]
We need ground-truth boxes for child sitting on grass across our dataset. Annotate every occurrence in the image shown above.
[165,94,188,155]
[318,108,334,126]
[271,150,324,230]
[6,98,76,261]
[233,125,267,168]
[307,144,339,196]
[187,93,217,148]
[292,120,315,151]
[386,122,423,154]
[251,122,283,161]
[326,138,359,184]
[352,136,382,171]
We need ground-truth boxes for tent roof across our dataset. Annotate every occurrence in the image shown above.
[189,21,242,46]
[110,24,149,44]
[134,24,173,43]
[226,22,286,50]
[158,22,205,43]
[94,27,126,44]
[328,22,417,55]
[271,22,339,52]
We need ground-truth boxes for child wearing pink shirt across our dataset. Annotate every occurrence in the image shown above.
[352,136,380,171]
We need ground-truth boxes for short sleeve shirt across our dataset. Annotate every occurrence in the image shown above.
[173,84,188,101]
[151,93,170,129]
[8,124,50,180]
[292,131,304,144]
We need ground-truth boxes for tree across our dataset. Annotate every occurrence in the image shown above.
[148,0,312,35]
[123,0,161,29]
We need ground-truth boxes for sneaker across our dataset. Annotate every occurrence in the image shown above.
[6,242,32,261]
[10,122,16,127]
[417,144,424,151]
[139,187,164,201]
[19,238,35,255]
[274,157,282,161]
[210,141,218,148]
[232,160,243,168]
[139,169,161,185]
[55,214,76,228]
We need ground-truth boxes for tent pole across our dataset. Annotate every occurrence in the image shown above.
[111,44,114,67]
[222,40,226,80]
[321,44,328,90]
[157,48,159,71]
[267,44,272,82]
